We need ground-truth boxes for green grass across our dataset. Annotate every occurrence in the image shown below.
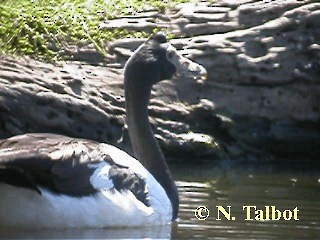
[0,0,191,61]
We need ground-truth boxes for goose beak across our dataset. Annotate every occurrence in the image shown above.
[162,42,207,81]
[176,56,207,81]
[190,62,207,81]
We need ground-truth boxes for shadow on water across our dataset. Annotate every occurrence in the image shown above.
[0,159,319,239]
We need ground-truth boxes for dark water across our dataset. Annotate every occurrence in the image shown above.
[1,161,319,239]
[172,161,320,239]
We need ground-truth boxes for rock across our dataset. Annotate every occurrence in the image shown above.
[160,132,223,160]
[100,18,158,33]
[0,57,125,144]
[1,0,319,162]
[0,55,226,160]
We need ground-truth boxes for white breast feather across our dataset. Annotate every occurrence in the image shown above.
[88,162,114,189]
[89,143,173,225]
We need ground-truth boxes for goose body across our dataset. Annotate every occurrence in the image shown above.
[0,33,206,228]
[0,134,171,228]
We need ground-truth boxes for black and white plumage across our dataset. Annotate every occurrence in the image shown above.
[0,134,165,227]
[0,32,206,228]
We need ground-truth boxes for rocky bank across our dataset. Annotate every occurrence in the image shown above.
[1,0,319,162]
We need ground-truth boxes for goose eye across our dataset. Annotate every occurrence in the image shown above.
[183,61,190,68]
[167,51,174,60]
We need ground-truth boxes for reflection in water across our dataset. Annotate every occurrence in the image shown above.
[172,162,320,239]
[0,224,172,239]
[0,161,319,239]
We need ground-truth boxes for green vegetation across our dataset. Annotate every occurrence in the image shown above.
[0,0,190,61]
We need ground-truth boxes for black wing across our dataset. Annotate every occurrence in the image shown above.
[0,133,149,206]
[0,133,102,196]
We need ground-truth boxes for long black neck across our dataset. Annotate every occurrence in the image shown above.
[124,75,179,220]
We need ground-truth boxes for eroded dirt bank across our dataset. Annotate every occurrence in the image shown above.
[1,0,319,161]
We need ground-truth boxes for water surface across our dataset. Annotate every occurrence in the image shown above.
[172,160,320,239]
[1,160,319,239]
